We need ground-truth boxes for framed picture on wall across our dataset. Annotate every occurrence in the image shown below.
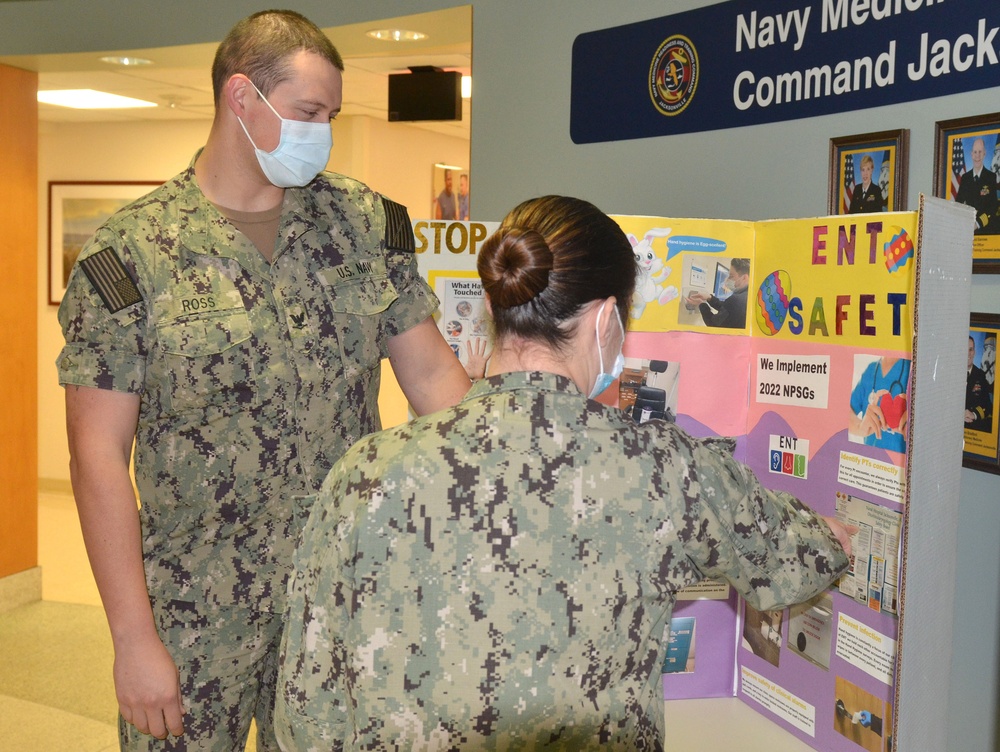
[48,181,160,305]
[934,113,1000,274]
[827,129,908,216]
[964,313,999,475]
[431,163,470,221]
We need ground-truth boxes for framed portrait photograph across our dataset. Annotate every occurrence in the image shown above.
[827,129,909,217]
[934,113,1000,274]
[48,181,160,305]
[430,163,470,221]
[963,313,999,475]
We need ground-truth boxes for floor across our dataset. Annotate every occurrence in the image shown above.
[1,490,810,752]
[0,491,262,752]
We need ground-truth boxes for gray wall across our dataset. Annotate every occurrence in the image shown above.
[2,1,997,750]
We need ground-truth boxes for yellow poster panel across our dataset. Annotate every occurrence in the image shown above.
[611,215,755,334]
[752,213,917,350]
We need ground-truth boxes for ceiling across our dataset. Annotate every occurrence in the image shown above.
[0,6,471,138]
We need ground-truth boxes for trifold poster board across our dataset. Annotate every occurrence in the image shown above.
[411,196,973,752]
[626,213,913,752]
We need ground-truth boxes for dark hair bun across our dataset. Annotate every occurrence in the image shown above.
[478,228,554,309]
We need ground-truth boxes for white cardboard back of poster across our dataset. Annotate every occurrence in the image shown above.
[893,195,973,751]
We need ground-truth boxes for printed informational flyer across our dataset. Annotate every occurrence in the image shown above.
[412,220,499,374]
[430,274,489,366]
[835,613,897,686]
[788,593,834,671]
[835,492,901,615]
[661,616,696,674]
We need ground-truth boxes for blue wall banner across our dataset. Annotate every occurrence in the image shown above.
[571,0,1000,144]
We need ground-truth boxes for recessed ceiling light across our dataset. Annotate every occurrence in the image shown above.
[99,56,154,66]
[366,29,427,42]
[38,89,157,109]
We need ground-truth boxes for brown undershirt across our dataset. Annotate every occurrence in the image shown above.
[213,200,283,262]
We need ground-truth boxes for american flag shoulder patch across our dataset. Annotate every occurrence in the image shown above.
[382,196,415,253]
[79,247,143,313]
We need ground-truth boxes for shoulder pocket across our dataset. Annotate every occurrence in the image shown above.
[317,260,399,374]
[318,258,398,315]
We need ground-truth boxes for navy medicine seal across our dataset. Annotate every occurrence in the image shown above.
[649,35,699,117]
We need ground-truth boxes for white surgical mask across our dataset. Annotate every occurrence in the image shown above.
[589,302,625,399]
[237,79,333,188]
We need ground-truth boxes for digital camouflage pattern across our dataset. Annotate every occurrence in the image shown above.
[276,371,849,751]
[57,153,437,616]
[117,599,282,752]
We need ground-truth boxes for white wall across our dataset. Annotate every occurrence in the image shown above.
[37,120,209,482]
[333,116,470,213]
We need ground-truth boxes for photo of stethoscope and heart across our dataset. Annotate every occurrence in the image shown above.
[866,360,907,432]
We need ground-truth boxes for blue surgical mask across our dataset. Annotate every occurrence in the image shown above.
[589,302,625,399]
[237,80,333,188]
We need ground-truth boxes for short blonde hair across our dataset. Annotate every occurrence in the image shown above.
[211,10,343,106]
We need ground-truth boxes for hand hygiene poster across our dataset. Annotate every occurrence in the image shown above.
[413,212,916,752]
[412,219,498,375]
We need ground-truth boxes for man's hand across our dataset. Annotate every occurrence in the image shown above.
[114,632,185,739]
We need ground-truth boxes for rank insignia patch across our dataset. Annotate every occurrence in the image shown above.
[382,196,416,253]
[80,247,143,313]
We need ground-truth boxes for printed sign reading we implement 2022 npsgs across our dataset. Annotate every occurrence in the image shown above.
[571,0,1000,143]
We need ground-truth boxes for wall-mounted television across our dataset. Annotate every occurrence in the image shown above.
[388,67,462,122]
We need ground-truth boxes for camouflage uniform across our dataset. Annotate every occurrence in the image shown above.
[57,154,436,750]
[276,371,849,751]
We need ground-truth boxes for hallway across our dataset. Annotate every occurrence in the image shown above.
[0,490,260,751]
[0,488,117,751]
